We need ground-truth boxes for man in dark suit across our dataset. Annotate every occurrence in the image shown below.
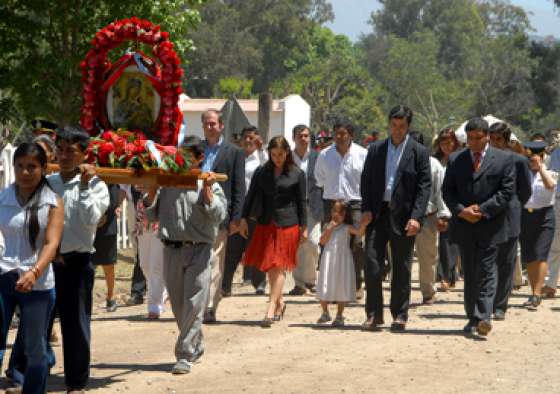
[442,117,515,336]
[201,109,245,323]
[289,124,323,295]
[488,122,531,320]
[361,105,431,331]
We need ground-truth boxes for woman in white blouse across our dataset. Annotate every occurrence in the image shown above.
[519,141,557,310]
[0,142,64,393]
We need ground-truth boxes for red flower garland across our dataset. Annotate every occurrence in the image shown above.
[80,17,183,146]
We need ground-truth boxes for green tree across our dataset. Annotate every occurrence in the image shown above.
[186,0,333,97]
[0,0,205,127]
[273,27,386,136]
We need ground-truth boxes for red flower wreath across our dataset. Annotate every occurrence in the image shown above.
[80,17,183,146]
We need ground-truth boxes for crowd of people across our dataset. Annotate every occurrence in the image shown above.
[1,105,560,393]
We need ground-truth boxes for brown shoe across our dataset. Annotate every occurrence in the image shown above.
[438,281,450,292]
[542,286,556,298]
[476,320,492,336]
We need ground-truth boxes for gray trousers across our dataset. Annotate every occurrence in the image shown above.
[163,243,212,362]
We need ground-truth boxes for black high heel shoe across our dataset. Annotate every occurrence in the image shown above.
[261,317,273,328]
[273,304,287,321]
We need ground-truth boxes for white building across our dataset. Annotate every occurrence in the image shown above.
[179,94,311,146]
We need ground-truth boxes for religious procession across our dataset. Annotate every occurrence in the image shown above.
[2,1,560,393]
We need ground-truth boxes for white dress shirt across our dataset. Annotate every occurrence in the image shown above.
[427,157,451,218]
[314,142,367,201]
[384,135,409,201]
[48,173,109,254]
[293,147,310,175]
[245,149,268,195]
[525,169,558,210]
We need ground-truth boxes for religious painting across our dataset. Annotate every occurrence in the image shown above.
[106,65,161,139]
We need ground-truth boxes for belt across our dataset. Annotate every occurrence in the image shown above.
[524,206,552,214]
[162,239,206,249]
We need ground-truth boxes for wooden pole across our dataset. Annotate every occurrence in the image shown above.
[258,93,272,143]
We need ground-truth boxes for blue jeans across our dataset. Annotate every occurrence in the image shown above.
[0,271,55,394]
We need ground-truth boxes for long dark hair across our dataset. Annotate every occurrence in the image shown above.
[266,136,295,174]
[433,128,459,161]
[13,142,51,252]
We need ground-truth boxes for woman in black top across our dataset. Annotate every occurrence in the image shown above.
[240,136,307,327]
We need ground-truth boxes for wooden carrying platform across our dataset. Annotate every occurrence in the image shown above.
[46,164,227,189]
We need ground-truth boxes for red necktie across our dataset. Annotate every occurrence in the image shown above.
[473,152,482,172]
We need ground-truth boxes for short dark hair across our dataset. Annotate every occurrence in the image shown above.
[181,135,205,159]
[292,124,309,138]
[488,122,511,143]
[201,109,223,124]
[388,105,413,125]
[409,130,425,145]
[333,123,354,135]
[530,132,547,142]
[55,126,90,151]
[465,117,489,134]
[241,125,259,137]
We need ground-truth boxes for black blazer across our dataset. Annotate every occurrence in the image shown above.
[205,141,245,227]
[361,137,431,236]
[505,152,532,239]
[306,150,324,223]
[442,146,515,246]
[242,164,307,227]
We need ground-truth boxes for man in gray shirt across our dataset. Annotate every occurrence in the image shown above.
[145,136,227,375]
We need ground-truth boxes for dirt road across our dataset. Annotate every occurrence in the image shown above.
[4,254,560,393]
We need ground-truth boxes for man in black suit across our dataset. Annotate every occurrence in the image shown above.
[201,109,245,323]
[442,117,515,336]
[289,124,323,295]
[488,122,531,320]
[361,105,431,331]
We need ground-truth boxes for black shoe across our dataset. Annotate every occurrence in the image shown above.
[203,309,217,324]
[288,286,306,296]
[126,294,144,306]
[463,320,477,335]
[390,318,406,332]
[255,288,266,296]
[222,289,232,298]
[106,299,117,312]
[525,295,541,311]
[494,310,506,321]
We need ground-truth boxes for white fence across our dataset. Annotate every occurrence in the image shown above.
[0,144,133,249]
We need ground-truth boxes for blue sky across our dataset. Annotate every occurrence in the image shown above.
[325,0,560,41]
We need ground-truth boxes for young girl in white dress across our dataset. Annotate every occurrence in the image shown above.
[316,201,369,327]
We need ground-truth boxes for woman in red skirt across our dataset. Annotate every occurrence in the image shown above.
[240,136,307,327]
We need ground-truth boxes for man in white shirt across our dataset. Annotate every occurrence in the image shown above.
[410,131,451,305]
[49,126,109,392]
[314,123,368,297]
[289,125,323,295]
[222,126,267,296]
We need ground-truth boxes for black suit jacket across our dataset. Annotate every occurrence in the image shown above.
[205,141,245,227]
[242,164,307,227]
[306,150,324,223]
[442,146,515,246]
[361,137,431,236]
[505,152,532,239]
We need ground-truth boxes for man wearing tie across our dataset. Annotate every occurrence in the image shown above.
[442,117,515,336]
[361,105,431,331]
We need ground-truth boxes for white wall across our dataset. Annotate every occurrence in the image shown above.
[181,95,311,146]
